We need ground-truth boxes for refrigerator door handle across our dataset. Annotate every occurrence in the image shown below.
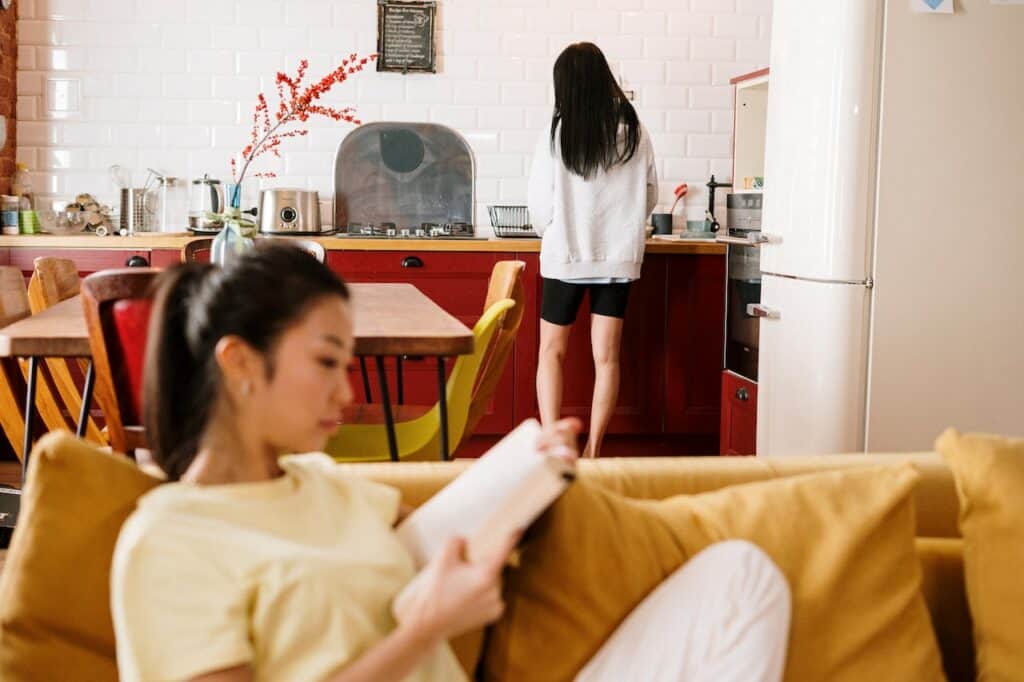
[747,303,781,319]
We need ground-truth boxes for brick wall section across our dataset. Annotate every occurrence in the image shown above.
[0,0,15,195]
[16,0,771,231]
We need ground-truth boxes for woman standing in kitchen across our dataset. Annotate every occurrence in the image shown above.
[529,42,658,458]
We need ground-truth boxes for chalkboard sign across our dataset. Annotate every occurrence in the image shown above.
[377,0,437,74]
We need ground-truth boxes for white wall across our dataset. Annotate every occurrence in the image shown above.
[15,0,771,233]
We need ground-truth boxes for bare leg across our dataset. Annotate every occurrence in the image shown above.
[537,320,572,426]
[583,313,624,458]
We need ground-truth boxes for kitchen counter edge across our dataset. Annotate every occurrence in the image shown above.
[0,234,725,255]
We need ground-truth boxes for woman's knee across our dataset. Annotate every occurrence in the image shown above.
[691,540,791,613]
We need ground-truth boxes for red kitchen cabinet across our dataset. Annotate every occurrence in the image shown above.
[720,371,757,455]
[514,254,667,435]
[150,248,184,267]
[7,248,153,279]
[664,253,726,435]
[327,250,515,435]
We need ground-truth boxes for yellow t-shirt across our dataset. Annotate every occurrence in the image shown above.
[111,453,466,682]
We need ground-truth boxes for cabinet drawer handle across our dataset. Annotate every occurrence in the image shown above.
[125,255,149,267]
[735,387,749,401]
[401,256,424,268]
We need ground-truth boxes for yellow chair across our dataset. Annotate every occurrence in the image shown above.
[326,297,515,462]
[27,257,105,444]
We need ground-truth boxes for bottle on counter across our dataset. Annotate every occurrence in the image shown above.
[1,195,19,235]
[11,163,32,205]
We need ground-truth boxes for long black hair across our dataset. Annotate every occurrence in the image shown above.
[551,42,641,179]
[142,243,350,481]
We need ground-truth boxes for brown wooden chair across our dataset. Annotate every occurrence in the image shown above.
[27,257,105,444]
[180,237,213,263]
[80,269,160,455]
[0,267,76,460]
[182,237,326,264]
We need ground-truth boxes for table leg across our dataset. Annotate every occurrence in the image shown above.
[396,356,404,405]
[76,361,95,438]
[359,356,372,402]
[21,357,39,481]
[375,356,399,462]
[437,357,449,461]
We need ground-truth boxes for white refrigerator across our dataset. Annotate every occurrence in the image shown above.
[756,0,1024,455]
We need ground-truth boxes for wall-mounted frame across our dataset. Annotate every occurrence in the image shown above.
[376,0,437,74]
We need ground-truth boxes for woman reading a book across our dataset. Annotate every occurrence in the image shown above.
[111,244,790,681]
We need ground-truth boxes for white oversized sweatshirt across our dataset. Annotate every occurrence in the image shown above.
[527,123,658,280]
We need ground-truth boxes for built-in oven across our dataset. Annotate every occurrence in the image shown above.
[719,193,766,382]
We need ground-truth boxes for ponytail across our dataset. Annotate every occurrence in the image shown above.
[143,263,218,481]
[142,243,350,481]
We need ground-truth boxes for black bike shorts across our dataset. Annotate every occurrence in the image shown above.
[540,278,632,326]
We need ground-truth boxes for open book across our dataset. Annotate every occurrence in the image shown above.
[392,419,575,615]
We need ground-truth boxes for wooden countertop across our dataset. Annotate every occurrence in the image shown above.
[0,233,725,255]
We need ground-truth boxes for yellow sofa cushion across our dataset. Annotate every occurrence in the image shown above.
[937,429,1024,681]
[0,432,161,681]
[483,464,945,682]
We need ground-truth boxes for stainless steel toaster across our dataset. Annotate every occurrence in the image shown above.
[258,189,322,234]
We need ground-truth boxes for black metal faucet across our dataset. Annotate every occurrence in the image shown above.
[706,175,732,232]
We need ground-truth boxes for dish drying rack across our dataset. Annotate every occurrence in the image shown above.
[487,205,538,238]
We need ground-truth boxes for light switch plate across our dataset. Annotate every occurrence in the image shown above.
[45,78,82,119]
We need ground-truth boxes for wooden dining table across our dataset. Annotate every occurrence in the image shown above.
[0,283,474,469]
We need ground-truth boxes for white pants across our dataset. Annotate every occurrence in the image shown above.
[575,540,791,682]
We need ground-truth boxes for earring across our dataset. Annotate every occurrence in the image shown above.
[240,380,251,396]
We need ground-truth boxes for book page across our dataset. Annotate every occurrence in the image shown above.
[395,418,574,567]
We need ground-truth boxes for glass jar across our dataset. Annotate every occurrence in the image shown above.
[1,195,20,235]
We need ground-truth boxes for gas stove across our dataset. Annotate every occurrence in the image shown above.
[343,221,484,240]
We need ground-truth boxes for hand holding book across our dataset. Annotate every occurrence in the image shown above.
[392,418,582,629]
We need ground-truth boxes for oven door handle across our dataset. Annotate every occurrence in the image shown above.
[747,303,780,319]
[717,233,772,247]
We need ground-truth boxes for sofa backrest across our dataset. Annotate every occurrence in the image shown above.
[342,452,960,538]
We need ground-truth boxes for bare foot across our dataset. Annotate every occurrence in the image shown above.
[581,441,599,459]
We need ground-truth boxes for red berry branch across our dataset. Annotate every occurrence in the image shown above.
[228,53,377,207]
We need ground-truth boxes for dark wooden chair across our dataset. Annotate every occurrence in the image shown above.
[180,237,213,263]
[80,269,159,456]
[181,237,326,264]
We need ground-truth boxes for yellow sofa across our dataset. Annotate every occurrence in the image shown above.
[344,453,972,681]
[0,434,971,681]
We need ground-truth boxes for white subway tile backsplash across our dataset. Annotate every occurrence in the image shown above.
[714,14,759,38]
[621,11,666,35]
[285,2,333,28]
[687,133,732,158]
[187,50,236,75]
[667,110,712,133]
[690,0,737,12]
[187,100,239,125]
[163,74,214,99]
[690,38,736,61]
[429,105,478,131]
[666,61,711,85]
[689,85,733,109]
[667,14,714,36]
[479,7,526,32]
[18,0,770,218]
[17,72,43,96]
[526,7,572,33]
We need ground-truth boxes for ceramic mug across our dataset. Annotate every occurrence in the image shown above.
[651,213,673,235]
